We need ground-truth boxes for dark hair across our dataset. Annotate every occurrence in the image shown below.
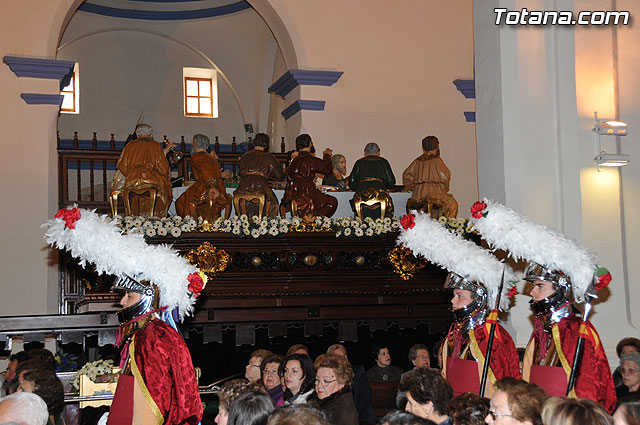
[227,391,274,425]
[21,369,65,417]
[286,344,309,358]
[381,410,437,425]
[541,397,612,425]
[449,392,489,425]
[408,344,429,363]
[9,351,28,363]
[267,405,329,425]
[260,354,284,376]
[279,353,316,399]
[617,337,640,358]
[25,349,56,369]
[421,136,439,152]
[295,134,312,151]
[371,344,388,361]
[398,368,453,416]
[254,133,270,149]
[16,358,56,376]
[496,378,549,425]
[218,379,268,411]
[617,401,640,425]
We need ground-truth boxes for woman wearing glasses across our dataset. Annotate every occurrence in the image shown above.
[616,355,640,404]
[280,353,316,405]
[260,353,285,407]
[308,353,359,425]
[484,378,548,425]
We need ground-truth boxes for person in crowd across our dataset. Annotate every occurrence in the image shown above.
[17,368,65,425]
[9,356,58,395]
[484,378,549,425]
[326,343,376,422]
[0,391,49,425]
[381,410,438,425]
[261,353,285,406]
[2,351,29,395]
[470,200,617,412]
[322,154,349,191]
[402,135,458,218]
[614,339,640,388]
[267,404,329,425]
[235,132,285,217]
[617,355,640,403]
[541,397,613,425]
[115,123,172,216]
[614,400,640,425]
[397,211,520,396]
[398,368,453,425]
[215,379,268,425]
[349,142,396,218]
[227,391,274,425]
[449,392,489,425]
[281,134,337,218]
[246,349,273,384]
[408,344,431,370]
[280,353,316,405]
[433,339,445,370]
[176,133,231,221]
[366,345,403,382]
[308,353,359,425]
[286,344,309,357]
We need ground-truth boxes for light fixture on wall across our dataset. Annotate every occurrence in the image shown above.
[592,112,629,170]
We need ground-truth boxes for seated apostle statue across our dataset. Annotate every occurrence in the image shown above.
[234,133,285,217]
[402,135,458,218]
[115,123,172,217]
[176,134,231,220]
[348,142,396,219]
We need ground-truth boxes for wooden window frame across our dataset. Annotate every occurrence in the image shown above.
[61,71,77,113]
[184,77,214,117]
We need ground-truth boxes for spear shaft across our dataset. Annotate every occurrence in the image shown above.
[479,268,505,397]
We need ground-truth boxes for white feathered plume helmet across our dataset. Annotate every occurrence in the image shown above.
[42,206,207,321]
[397,211,520,311]
[469,199,612,303]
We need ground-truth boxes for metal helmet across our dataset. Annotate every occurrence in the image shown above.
[444,272,488,330]
[524,262,572,324]
[113,274,159,325]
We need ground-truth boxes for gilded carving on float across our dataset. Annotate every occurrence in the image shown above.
[186,242,230,276]
[388,247,428,280]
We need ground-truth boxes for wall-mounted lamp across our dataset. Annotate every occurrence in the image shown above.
[592,112,629,170]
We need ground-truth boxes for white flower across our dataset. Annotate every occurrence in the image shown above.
[456,227,464,235]
[323,217,332,227]
[269,227,279,236]
[153,221,162,229]
[251,229,260,238]
[134,228,144,235]
[215,217,224,226]
[164,222,174,229]
[383,224,391,232]
[252,215,261,224]
[239,214,249,222]
[383,217,392,225]
[180,223,190,232]
[233,222,241,230]
[223,224,232,232]
[292,217,301,226]
[232,228,241,235]
[242,222,250,229]
[143,221,153,229]
[355,228,364,237]
[365,228,374,236]
[343,228,352,236]
[438,216,448,224]
[259,227,268,235]
[145,228,156,237]
[375,227,382,235]
[171,227,181,237]
[133,217,143,227]
[279,225,289,233]
[243,228,250,236]
[341,218,350,227]
[173,216,182,223]
[376,223,384,231]
[391,220,400,229]
[315,217,323,226]
[336,231,342,237]
[157,228,167,236]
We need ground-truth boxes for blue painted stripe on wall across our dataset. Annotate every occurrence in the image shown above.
[281,100,326,120]
[453,79,475,99]
[269,69,344,98]
[21,93,64,105]
[78,1,251,20]
[4,56,75,90]
[464,112,476,122]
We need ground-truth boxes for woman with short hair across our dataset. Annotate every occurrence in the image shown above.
[261,354,285,407]
[398,368,453,425]
[541,397,612,425]
[484,378,549,425]
[308,353,359,425]
[227,391,274,425]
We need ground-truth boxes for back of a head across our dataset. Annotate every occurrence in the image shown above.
[16,358,55,376]
[286,344,309,357]
[541,397,613,425]
[449,392,489,425]
[0,392,49,425]
[295,134,312,151]
[381,410,437,425]
[227,391,274,425]
[21,369,65,417]
[136,123,153,138]
[617,401,640,425]
[364,142,380,155]
[398,368,453,417]
[421,136,439,152]
[192,133,210,150]
[254,133,270,149]
[267,405,329,425]
[496,378,549,425]
[218,379,268,411]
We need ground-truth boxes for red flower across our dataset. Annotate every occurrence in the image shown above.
[507,286,518,298]
[401,214,416,230]
[187,273,205,297]
[470,201,487,219]
[595,273,611,291]
[54,207,81,229]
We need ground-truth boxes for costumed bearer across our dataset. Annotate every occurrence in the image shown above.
[470,199,616,412]
[43,207,204,424]
[397,212,521,397]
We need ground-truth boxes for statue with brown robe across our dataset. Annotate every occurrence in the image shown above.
[116,123,172,217]
[402,135,458,218]
[281,134,337,218]
[176,134,231,220]
[234,133,285,217]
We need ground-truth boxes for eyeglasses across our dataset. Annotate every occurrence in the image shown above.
[315,378,338,386]
[621,367,640,375]
[263,369,280,376]
[488,410,513,420]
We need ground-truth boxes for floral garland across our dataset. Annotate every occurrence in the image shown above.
[110,214,475,239]
[71,359,117,393]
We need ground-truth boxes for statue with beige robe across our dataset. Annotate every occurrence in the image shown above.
[402,136,458,218]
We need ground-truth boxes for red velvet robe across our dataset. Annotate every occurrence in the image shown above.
[523,314,616,413]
